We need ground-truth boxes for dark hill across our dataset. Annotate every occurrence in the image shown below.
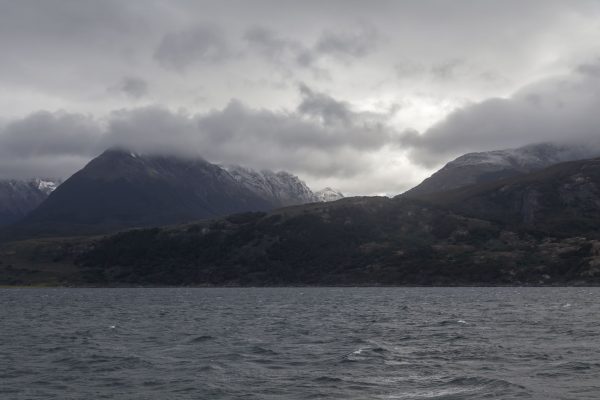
[409,157,600,236]
[15,149,273,235]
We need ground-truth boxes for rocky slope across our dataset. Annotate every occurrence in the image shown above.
[0,179,61,226]
[406,142,597,196]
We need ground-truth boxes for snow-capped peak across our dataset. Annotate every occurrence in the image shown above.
[224,165,315,206]
[314,187,344,202]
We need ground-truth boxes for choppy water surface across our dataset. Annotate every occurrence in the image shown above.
[2,287,600,399]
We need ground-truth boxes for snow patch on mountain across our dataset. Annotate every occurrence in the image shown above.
[0,178,62,226]
[34,179,61,195]
[407,142,600,196]
[225,165,315,206]
[314,187,344,202]
[448,143,592,170]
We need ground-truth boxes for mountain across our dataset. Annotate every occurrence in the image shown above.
[225,165,315,206]
[5,157,600,286]
[0,178,61,226]
[405,142,598,196]
[226,166,344,205]
[12,149,325,236]
[314,187,344,202]
[413,157,600,236]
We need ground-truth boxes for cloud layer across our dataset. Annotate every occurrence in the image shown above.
[2,1,600,194]
[405,61,600,166]
[0,86,402,190]
[3,60,600,196]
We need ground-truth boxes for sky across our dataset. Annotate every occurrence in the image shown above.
[1,0,600,195]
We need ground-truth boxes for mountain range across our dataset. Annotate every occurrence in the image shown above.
[7,149,343,236]
[3,141,600,286]
[68,156,600,285]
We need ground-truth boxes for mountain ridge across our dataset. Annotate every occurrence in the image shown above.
[8,149,342,237]
[405,142,598,196]
[4,156,600,286]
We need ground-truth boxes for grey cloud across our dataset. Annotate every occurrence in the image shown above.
[297,84,353,125]
[395,58,503,84]
[314,27,378,60]
[577,59,600,77]
[154,24,231,71]
[0,111,101,179]
[394,61,426,78]
[0,111,100,157]
[244,27,300,64]
[118,77,149,99]
[0,86,398,181]
[404,63,600,167]
[430,59,464,81]
[244,25,378,70]
[4,1,600,193]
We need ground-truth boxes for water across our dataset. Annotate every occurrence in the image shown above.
[2,288,600,399]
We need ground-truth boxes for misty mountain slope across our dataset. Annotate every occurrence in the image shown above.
[405,142,598,196]
[0,179,61,226]
[225,165,316,206]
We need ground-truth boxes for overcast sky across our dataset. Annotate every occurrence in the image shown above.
[1,0,600,195]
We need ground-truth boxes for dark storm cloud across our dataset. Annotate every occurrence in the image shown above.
[404,62,600,166]
[154,24,232,71]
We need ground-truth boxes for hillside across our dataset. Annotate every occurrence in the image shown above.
[409,157,600,236]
